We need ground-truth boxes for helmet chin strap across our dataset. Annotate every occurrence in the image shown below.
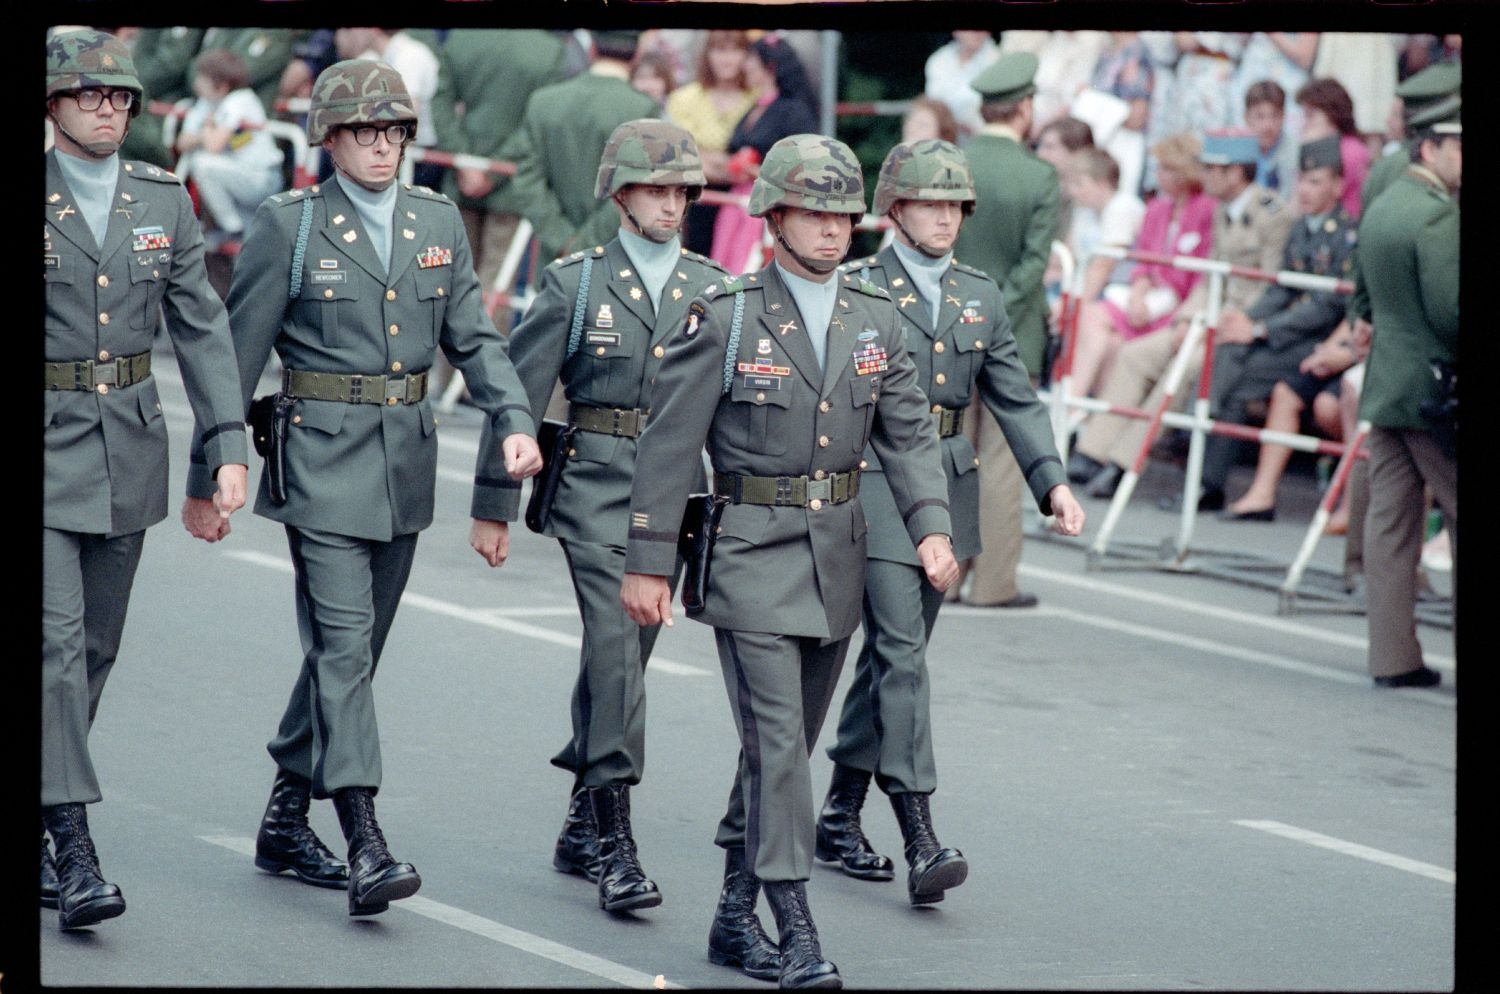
[614,194,678,244]
[768,215,846,275]
[890,207,954,260]
[329,146,401,192]
[50,112,125,159]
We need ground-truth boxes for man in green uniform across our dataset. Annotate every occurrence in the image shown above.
[622,134,960,989]
[482,120,730,918]
[951,52,1059,608]
[430,29,567,305]
[182,59,542,916]
[817,140,1084,906]
[1350,101,1459,689]
[1198,136,1358,510]
[43,29,250,929]
[504,30,660,262]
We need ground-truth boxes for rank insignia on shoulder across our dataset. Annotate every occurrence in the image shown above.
[721,275,744,294]
[417,246,452,268]
[131,226,170,252]
[631,512,651,530]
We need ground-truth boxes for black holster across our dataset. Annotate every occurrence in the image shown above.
[525,419,576,533]
[1418,360,1457,459]
[676,493,728,616]
[248,393,295,506]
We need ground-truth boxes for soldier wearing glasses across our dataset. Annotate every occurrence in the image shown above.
[43,28,250,930]
[181,59,542,917]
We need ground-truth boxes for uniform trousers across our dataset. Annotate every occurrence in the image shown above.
[551,538,673,789]
[959,397,1023,604]
[826,557,945,795]
[1364,427,1457,678]
[267,526,418,799]
[713,628,851,882]
[41,528,146,806]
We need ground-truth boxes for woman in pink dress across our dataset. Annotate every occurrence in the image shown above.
[1067,132,1216,398]
[1295,77,1372,219]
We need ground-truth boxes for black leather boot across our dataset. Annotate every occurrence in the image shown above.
[41,819,60,910]
[589,785,661,912]
[553,788,603,882]
[762,880,841,989]
[42,803,126,930]
[332,788,421,916]
[707,846,781,982]
[254,769,350,888]
[890,791,967,905]
[814,764,894,881]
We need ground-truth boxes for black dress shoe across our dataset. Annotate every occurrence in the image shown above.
[1066,451,1105,485]
[333,788,421,916]
[553,788,603,882]
[1220,505,1276,522]
[41,823,60,910]
[1373,666,1441,688]
[814,765,895,881]
[1085,463,1124,499]
[42,804,126,930]
[255,769,350,889]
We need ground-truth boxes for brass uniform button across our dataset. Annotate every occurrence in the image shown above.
[809,498,823,510]
[974,339,984,349]
[653,345,665,358]
[96,383,109,395]
[99,350,110,361]
[934,373,946,385]
[973,457,980,466]
[97,275,109,288]
[597,346,607,356]
[568,448,577,457]
[293,415,303,424]
[818,435,830,448]
[813,470,826,480]
[386,289,397,301]
[386,398,397,406]
[819,400,831,413]
[324,289,334,299]
[859,459,869,470]
[756,392,766,402]
[99,312,110,325]
[152,270,160,278]
[391,361,402,372]
[933,341,945,353]
[389,324,399,336]
[931,403,942,413]
[436,287,445,297]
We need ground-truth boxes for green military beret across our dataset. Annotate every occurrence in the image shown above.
[1396,62,1461,113]
[970,52,1038,103]
[1299,135,1342,174]
[1408,94,1461,135]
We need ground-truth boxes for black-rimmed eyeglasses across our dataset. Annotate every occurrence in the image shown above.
[347,124,413,147]
[69,88,135,112]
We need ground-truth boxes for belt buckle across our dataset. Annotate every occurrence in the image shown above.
[385,377,406,404]
[93,361,118,386]
[611,408,626,435]
[805,477,832,503]
[774,477,794,506]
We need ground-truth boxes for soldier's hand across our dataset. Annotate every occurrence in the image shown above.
[181,497,230,543]
[622,572,674,628]
[917,534,960,593]
[503,433,545,480]
[470,518,510,567]
[457,167,494,200]
[214,464,249,519]
[1046,484,1086,536]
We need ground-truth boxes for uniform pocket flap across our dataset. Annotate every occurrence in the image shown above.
[944,435,978,476]
[731,381,792,408]
[716,502,771,546]
[850,375,880,407]
[292,399,348,435]
[44,254,74,283]
[414,266,452,301]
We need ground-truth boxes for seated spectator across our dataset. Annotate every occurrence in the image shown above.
[1222,320,1364,521]
[923,30,999,142]
[1085,31,1154,197]
[174,49,284,250]
[1067,133,1214,399]
[631,51,676,108]
[1244,80,1301,195]
[1295,77,1371,219]
[709,33,817,273]
[665,29,756,255]
[1064,147,1146,307]
[1067,130,1294,499]
[901,95,961,145]
[1198,136,1357,513]
[1033,115,1095,312]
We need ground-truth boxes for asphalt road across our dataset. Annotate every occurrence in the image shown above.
[32,352,1456,990]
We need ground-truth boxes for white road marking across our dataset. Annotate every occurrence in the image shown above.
[221,550,707,677]
[196,836,682,988]
[1232,820,1455,884]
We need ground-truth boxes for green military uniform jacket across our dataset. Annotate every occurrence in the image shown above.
[951,129,1059,377]
[1178,184,1295,320]
[432,29,567,217]
[503,72,660,260]
[185,179,534,541]
[1346,143,1415,326]
[45,152,248,536]
[1355,166,1459,431]
[1246,204,1358,353]
[127,27,210,170]
[624,264,953,641]
[845,247,1064,565]
[484,238,726,542]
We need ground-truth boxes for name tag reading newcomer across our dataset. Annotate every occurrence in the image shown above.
[310,271,347,283]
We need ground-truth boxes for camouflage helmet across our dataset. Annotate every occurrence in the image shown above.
[306,59,417,146]
[873,139,976,217]
[748,134,867,219]
[45,29,143,116]
[595,119,707,200]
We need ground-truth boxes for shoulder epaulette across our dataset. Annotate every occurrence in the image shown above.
[268,185,324,208]
[124,161,182,185]
[555,249,590,270]
[719,274,747,295]
[404,183,451,204]
[949,259,994,282]
[845,274,889,299]
[679,246,729,273]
